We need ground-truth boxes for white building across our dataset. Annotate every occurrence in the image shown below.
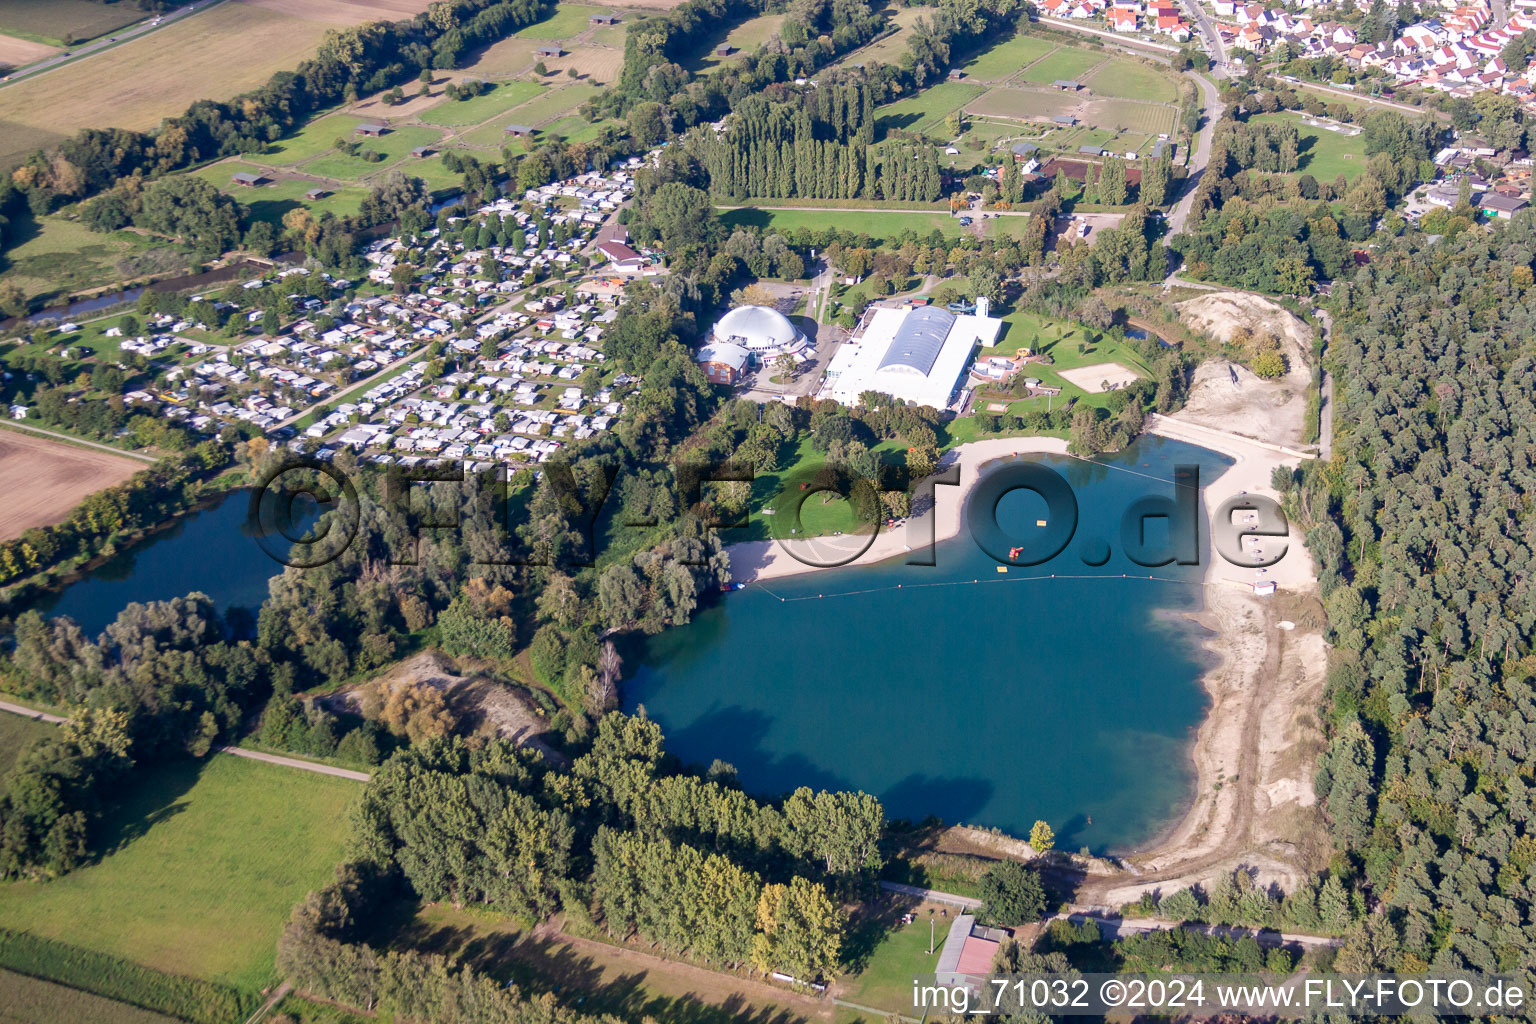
[825,305,1002,410]
[711,304,807,356]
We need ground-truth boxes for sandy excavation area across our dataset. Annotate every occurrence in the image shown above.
[323,650,564,761]
[0,428,145,542]
[1174,292,1315,449]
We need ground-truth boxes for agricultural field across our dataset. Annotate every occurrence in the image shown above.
[958,31,1054,82]
[877,81,986,136]
[0,0,145,46]
[1252,111,1369,180]
[0,428,145,543]
[719,206,963,242]
[0,214,188,308]
[0,754,358,994]
[0,33,56,68]
[0,5,335,161]
[688,12,787,72]
[1082,59,1176,102]
[1018,45,1106,85]
[0,968,180,1024]
[0,0,442,170]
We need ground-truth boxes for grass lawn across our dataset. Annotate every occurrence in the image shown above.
[738,435,909,541]
[0,968,179,1024]
[462,35,541,76]
[688,12,787,72]
[186,162,372,222]
[301,124,447,181]
[719,206,962,242]
[0,214,187,307]
[538,115,616,144]
[0,754,358,995]
[0,0,145,45]
[840,916,942,1014]
[877,81,986,136]
[247,114,385,166]
[1018,46,1106,85]
[1252,111,1368,181]
[1085,97,1176,135]
[1082,59,1176,102]
[513,3,610,39]
[0,714,53,777]
[831,5,936,67]
[960,32,1055,82]
[420,80,545,126]
[239,178,369,226]
[503,81,603,125]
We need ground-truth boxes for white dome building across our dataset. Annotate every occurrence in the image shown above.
[712,304,805,354]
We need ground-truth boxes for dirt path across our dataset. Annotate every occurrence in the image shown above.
[217,746,370,782]
[0,699,372,781]
[0,419,157,462]
[240,981,293,1024]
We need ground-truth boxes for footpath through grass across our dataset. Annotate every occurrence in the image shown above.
[0,753,358,996]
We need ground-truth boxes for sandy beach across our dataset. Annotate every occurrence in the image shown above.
[726,410,1328,889]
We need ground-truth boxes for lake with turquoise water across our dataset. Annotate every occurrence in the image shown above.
[21,436,1230,851]
[626,435,1233,853]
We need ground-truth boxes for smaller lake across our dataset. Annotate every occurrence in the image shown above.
[24,489,315,637]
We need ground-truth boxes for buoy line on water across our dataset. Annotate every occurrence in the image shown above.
[753,572,1207,604]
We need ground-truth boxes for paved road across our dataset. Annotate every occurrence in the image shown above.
[1036,15,1179,54]
[1180,0,1228,65]
[1167,72,1223,236]
[0,699,370,781]
[1494,0,1509,29]
[0,419,157,462]
[0,0,229,86]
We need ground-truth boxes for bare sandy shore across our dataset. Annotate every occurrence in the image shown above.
[727,413,1327,888]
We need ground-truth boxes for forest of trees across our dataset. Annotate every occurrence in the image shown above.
[1277,217,1536,974]
[277,715,873,1015]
